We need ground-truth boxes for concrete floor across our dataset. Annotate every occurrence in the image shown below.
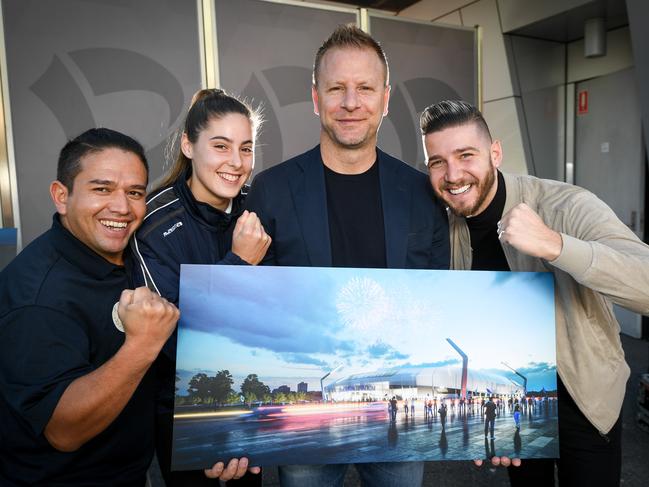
[150,334,649,486]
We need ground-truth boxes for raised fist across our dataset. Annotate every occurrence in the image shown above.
[231,210,271,265]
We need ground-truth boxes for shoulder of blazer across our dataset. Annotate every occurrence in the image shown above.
[255,145,321,182]
[377,149,429,194]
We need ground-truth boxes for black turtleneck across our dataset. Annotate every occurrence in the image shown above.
[466,171,510,271]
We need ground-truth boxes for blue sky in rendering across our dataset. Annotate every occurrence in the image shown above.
[176,266,556,393]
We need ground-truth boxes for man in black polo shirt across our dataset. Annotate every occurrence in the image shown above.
[0,128,179,486]
[246,25,449,486]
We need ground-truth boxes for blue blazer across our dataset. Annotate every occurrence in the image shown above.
[245,145,449,269]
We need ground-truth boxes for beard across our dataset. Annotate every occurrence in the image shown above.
[436,164,497,218]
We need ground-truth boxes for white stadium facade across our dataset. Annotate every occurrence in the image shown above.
[324,365,521,402]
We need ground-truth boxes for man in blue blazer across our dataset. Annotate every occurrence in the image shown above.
[247,144,448,270]
[246,25,449,486]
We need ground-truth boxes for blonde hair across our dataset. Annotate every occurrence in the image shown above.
[313,24,389,87]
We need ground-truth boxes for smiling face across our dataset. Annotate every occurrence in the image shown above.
[50,147,147,265]
[423,122,502,217]
[312,46,389,152]
[182,113,254,210]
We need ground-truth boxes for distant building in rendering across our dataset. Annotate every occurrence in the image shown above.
[298,382,308,393]
[273,385,291,395]
[306,391,322,401]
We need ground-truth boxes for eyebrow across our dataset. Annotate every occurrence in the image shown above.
[88,179,115,186]
[453,145,480,154]
[208,135,253,145]
[427,146,480,162]
[88,179,146,190]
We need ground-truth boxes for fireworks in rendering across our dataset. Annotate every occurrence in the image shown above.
[336,277,391,333]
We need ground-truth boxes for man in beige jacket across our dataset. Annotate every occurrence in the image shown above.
[420,100,649,486]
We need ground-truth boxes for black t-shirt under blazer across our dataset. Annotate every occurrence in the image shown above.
[324,161,387,268]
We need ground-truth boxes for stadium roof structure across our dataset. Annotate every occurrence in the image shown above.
[325,365,520,396]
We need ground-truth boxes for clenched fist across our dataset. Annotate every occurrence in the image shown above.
[498,203,563,261]
[117,287,179,360]
[232,210,271,265]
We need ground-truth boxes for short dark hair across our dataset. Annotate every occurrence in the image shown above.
[313,24,389,87]
[57,128,148,192]
[420,100,491,140]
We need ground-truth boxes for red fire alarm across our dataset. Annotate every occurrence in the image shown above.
[577,90,588,115]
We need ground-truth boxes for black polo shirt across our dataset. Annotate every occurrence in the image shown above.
[0,215,155,486]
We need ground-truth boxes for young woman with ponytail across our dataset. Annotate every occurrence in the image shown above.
[132,89,269,486]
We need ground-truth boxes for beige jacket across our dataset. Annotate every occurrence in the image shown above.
[449,172,649,433]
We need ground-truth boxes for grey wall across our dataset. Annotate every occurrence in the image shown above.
[626,0,649,158]
[498,0,592,32]
[2,0,202,245]
[504,25,637,184]
[507,36,566,180]
[398,0,532,176]
[370,16,476,169]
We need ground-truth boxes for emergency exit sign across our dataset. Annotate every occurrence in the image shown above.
[578,90,588,115]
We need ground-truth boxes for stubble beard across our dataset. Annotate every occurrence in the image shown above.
[439,164,496,218]
[322,124,373,151]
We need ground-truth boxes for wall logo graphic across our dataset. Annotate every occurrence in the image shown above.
[31,52,464,173]
[30,48,186,175]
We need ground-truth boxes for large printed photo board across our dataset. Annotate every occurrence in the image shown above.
[172,266,558,469]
